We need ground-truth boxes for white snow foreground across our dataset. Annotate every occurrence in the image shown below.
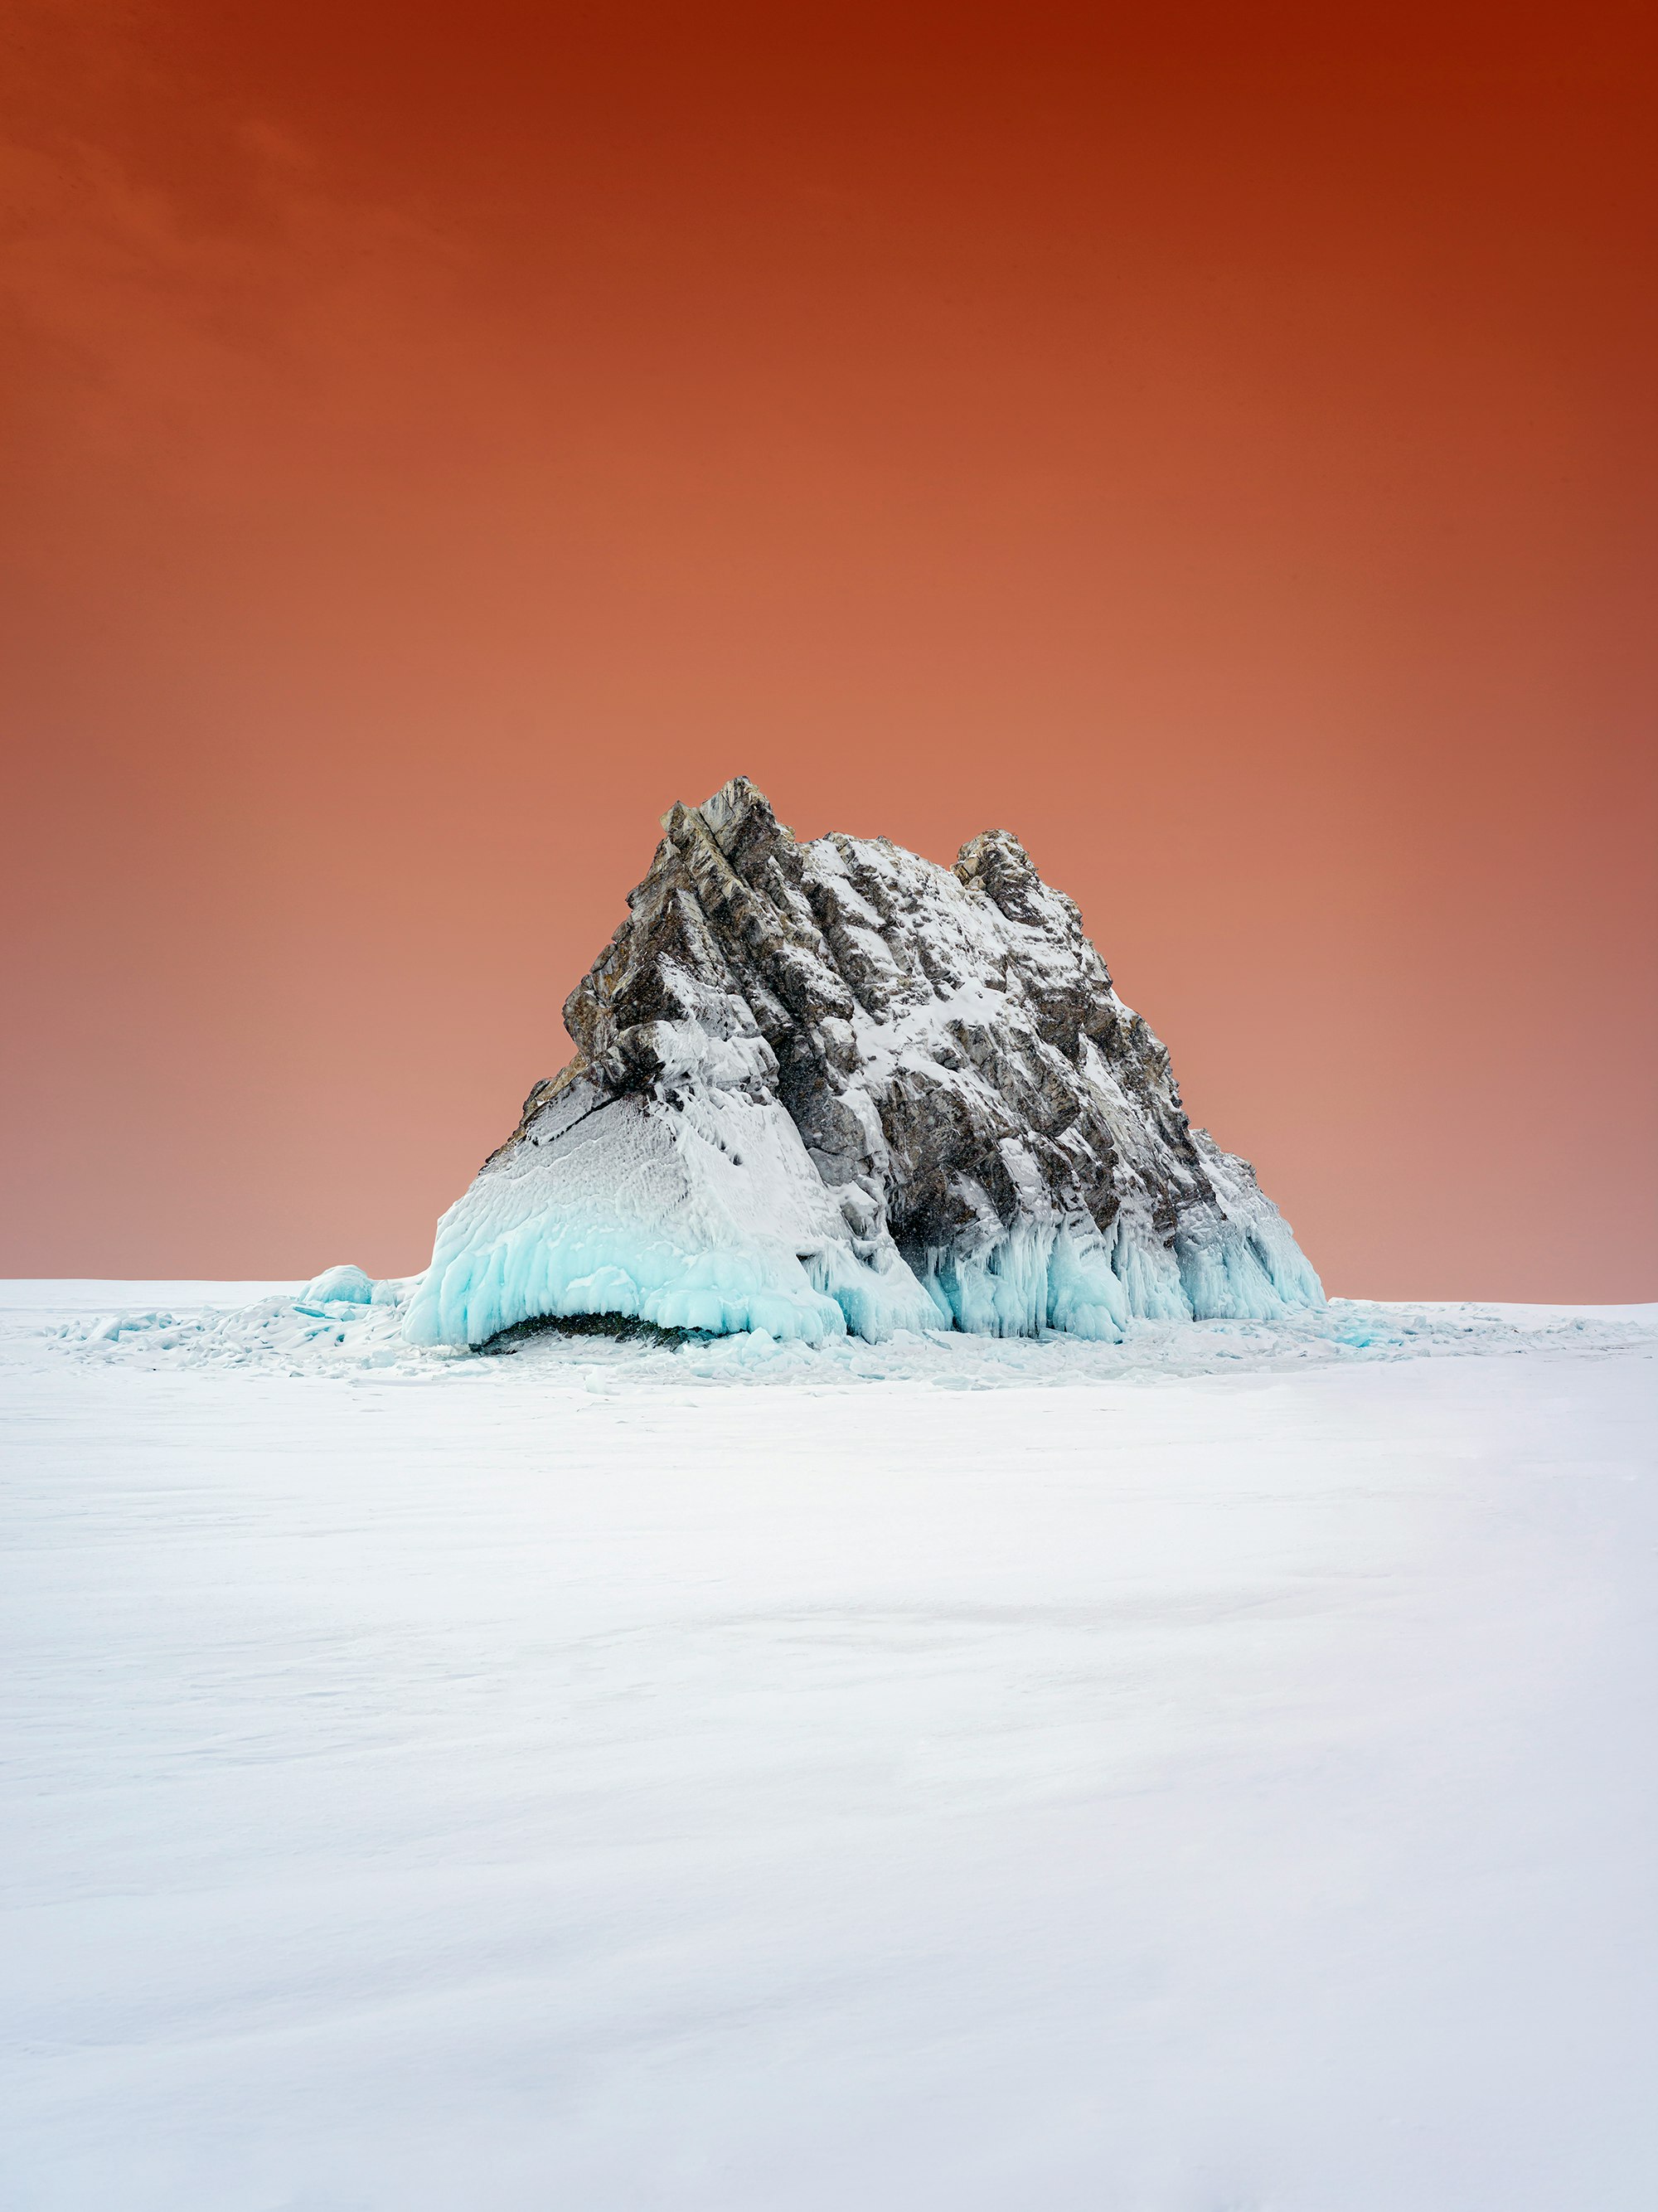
[402,779,1324,1351]
[2,1289,1654,2211]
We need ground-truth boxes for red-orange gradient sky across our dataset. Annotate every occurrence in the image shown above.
[2,0,1655,1296]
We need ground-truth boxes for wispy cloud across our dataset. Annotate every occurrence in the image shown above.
[2,6,464,504]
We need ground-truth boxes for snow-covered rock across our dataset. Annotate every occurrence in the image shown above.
[405,778,1324,1348]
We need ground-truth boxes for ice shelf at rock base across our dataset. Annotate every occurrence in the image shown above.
[402,775,1325,1351]
[402,1073,941,1348]
[402,1017,1326,1345]
[400,1080,1321,1352]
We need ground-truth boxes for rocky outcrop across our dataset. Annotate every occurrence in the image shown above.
[404,778,1322,1347]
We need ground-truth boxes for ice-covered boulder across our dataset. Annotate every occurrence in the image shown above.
[405,778,1323,1348]
[298,1263,376,1307]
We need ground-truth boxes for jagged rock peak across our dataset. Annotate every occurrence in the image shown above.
[405,776,1322,1348]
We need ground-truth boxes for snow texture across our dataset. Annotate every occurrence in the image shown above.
[2,1281,1655,2211]
[405,779,1323,1348]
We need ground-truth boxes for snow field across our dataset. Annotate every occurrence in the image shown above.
[1,1292,1654,2209]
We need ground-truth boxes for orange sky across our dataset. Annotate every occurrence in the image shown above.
[2,0,1655,1297]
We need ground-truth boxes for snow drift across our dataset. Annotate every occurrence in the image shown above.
[405,778,1324,1348]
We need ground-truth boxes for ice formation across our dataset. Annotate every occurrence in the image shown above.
[298,1264,376,1307]
[405,778,1324,1348]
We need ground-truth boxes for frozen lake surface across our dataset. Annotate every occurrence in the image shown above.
[2,1285,1655,2209]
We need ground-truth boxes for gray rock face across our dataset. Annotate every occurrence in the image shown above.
[405,777,1322,1347]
